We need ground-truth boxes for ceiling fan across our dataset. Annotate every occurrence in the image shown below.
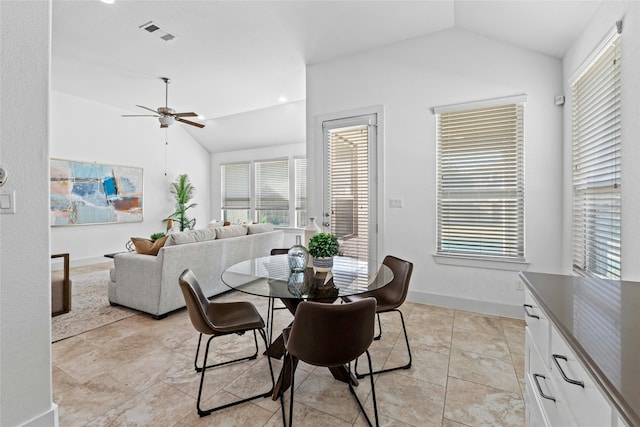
[122,77,205,128]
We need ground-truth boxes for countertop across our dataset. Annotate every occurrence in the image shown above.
[519,272,640,427]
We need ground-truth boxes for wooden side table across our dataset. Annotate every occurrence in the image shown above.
[51,253,71,316]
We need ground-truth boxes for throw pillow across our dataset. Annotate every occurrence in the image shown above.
[207,220,225,229]
[246,223,274,234]
[214,224,248,239]
[130,235,168,256]
[165,229,217,246]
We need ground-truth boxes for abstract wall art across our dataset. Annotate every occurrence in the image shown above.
[50,159,143,226]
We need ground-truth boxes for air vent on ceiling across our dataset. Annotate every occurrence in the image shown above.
[139,21,176,42]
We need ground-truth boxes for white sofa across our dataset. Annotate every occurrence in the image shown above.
[108,224,284,318]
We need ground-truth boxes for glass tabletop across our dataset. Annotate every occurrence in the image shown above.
[222,255,394,299]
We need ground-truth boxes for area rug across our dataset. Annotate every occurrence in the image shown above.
[51,270,136,342]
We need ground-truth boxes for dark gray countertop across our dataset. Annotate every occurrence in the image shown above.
[520,271,640,427]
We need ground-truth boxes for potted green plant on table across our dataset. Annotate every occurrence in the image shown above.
[307,232,339,272]
[167,174,197,231]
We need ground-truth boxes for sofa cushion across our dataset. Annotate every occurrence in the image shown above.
[207,220,225,229]
[246,223,274,234]
[215,224,248,239]
[130,235,168,256]
[166,229,217,246]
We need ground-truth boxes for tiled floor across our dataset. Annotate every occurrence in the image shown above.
[52,264,526,426]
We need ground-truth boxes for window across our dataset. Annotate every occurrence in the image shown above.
[435,96,526,261]
[295,158,307,227]
[221,162,250,224]
[255,159,289,226]
[572,30,621,279]
[221,157,306,227]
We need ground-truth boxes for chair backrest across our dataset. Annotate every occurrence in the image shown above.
[178,269,215,335]
[379,255,414,308]
[286,298,376,367]
[270,248,289,255]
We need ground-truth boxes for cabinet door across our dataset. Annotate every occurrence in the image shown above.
[524,288,550,363]
[526,328,576,427]
[550,327,612,426]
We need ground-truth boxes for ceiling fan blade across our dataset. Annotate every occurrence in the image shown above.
[173,112,198,117]
[175,117,205,128]
[136,104,160,114]
[122,114,160,117]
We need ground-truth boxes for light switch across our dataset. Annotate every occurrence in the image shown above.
[389,198,404,208]
[0,191,16,214]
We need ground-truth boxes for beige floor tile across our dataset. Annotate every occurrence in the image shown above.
[86,381,195,426]
[444,377,525,427]
[288,368,372,424]
[177,400,276,427]
[452,328,511,360]
[367,374,446,426]
[53,367,136,426]
[454,310,505,337]
[385,343,449,387]
[449,348,521,394]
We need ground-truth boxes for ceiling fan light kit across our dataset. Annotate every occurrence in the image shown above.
[122,77,205,129]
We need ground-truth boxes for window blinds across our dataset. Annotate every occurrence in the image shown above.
[255,159,289,211]
[437,103,525,260]
[221,162,250,209]
[572,34,621,279]
[327,125,369,257]
[295,158,307,226]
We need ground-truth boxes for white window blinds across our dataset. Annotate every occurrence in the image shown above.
[295,157,307,227]
[436,100,525,260]
[255,159,289,211]
[327,125,369,248]
[572,32,621,279]
[221,162,250,209]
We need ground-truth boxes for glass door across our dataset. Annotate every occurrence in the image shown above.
[322,114,377,261]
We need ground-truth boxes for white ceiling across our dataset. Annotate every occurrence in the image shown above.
[52,0,601,153]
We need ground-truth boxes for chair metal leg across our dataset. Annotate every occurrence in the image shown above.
[196,328,275,417]
[373,313,382,340]
[287,352,296,427]
[347,350,379,426]
[195,330,260,373]
[355,308,412,379]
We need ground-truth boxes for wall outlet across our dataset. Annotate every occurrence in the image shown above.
[515,278,524,291]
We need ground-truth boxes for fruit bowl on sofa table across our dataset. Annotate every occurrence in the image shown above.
[108,223,283,319]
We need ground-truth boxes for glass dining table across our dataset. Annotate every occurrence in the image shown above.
[221,254,394,399]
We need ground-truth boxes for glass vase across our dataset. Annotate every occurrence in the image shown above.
[288,235,309,272]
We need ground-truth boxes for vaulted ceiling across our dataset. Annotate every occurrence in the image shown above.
[52,0,601,152]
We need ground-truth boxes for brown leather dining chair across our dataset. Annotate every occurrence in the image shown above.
[282,298,380,426]
[178,269,275,417]
[343,255,414,378]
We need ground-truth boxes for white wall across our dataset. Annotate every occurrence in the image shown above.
[562,0,640,280]
[306,28,564,317]
[0,1,58,426]
[50,91,211,266]
[211,143,306,247]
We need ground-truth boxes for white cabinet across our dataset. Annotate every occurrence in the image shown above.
[524,288,619,427]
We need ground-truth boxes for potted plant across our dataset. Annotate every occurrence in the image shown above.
[307,232,339,271]
[167,174,197,231]
[150,232,166,241]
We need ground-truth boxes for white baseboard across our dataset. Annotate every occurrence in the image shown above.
[407,290,524,319]
[20,403,58,427]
